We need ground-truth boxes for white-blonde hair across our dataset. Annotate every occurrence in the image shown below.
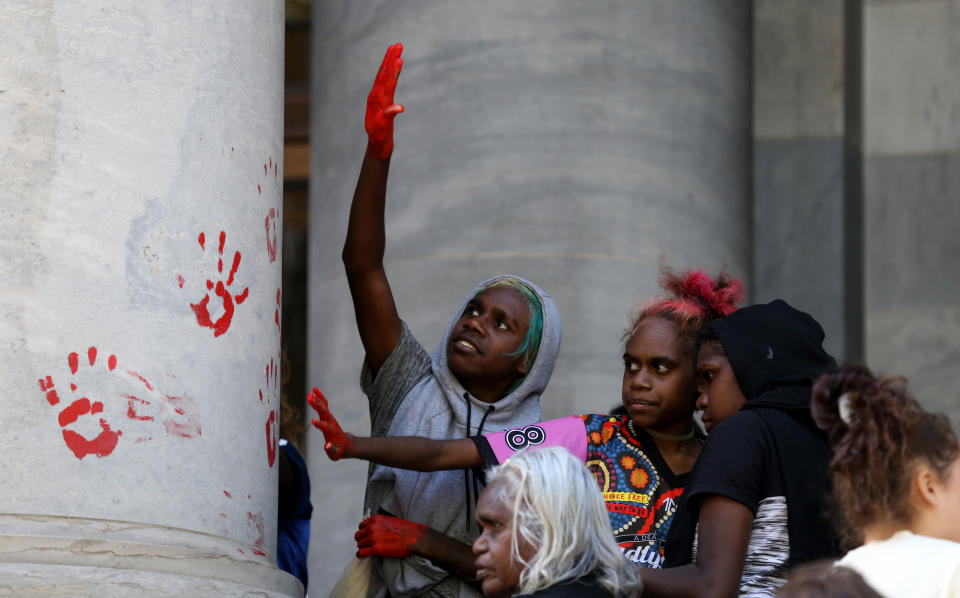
[484,446,643,597]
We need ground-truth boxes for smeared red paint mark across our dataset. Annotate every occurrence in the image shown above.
[274,288,281,330]
[198,232,205,250]
[107,355,117,371]
[70,383,77,391]
[269,157,272,170]
[238,548,246,555]
[161,395,201,438]
[125,394,154,421]
[247,494,251,499]
[248,511,265,548]
[68,352,79,374]
[221,512,227,518]
[177,274,185,289]
[264,162,268,176]
[127,370,155,391]
[59,398,94,426]
[87,347,96,365]
[189,231,248,338]
[266,410,278,467]
[226,253,241,286]
[257,183,261,195]
[38,376,59,405]
[62,421,120,459]
[258,389,263,402]
[223,490,232,498]
[253,549,267,556]
[265,208,278,263]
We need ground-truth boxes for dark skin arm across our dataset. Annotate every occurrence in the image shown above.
[310,388,483,583]
[308,388,482,470]
[355,514,481,582]
[639,495,754,598]
[343,43,406,375]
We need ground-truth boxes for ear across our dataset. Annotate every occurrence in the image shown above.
[912,466,940,509]
[515,357,527,376]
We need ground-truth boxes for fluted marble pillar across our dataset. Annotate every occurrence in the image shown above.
[0,1,299,595]
[308,1,752,592]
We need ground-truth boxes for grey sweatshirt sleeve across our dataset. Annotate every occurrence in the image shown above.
[360,321,432,437]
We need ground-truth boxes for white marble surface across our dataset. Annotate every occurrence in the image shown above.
[865,0,960,153]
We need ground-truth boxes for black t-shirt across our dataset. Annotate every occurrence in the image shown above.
[680,411,791,596]
[513,574,617,598]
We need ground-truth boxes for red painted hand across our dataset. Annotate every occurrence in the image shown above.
[365,42,405,160]
[307,387,354,460]
[355,514,427,559]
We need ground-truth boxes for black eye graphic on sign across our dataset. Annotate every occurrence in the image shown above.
[505,425,546,451]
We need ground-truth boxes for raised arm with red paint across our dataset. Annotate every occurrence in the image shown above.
[342,42,406,376]
[308,388,481,471]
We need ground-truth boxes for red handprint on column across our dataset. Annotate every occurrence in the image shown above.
[189,231,249,337]
[259,356,280,467]
[259,157,280,264]
[38,347,121,459]
[265,208,278,264]
[38,347,201,459]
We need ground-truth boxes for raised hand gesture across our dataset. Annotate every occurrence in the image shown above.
[365,43,405,160]
[307,387,355,460]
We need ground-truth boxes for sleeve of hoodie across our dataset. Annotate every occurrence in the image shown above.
[361,321,433,438]
[681,410,775,514]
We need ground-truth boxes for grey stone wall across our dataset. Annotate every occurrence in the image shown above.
[752,0,863,360]
[862,0,960,422]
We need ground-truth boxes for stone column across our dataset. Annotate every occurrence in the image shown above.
[308,1,752,592]
[752,0,864,360]
[862,0,960,422]
[0,1,299,595]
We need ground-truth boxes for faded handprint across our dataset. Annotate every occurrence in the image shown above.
[259,157,280,263]
[260,356,280,467]
[187,231,249,337]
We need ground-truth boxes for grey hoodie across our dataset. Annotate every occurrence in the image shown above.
[359,275,562,598]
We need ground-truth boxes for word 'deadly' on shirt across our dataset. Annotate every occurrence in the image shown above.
[473,414,694,569]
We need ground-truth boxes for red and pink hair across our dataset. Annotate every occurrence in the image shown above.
[627,267,744,354]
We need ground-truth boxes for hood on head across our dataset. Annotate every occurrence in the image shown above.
[432,274,562,427]
[710,299,835,410]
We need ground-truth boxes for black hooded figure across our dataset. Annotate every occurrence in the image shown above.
[659,300,842,596]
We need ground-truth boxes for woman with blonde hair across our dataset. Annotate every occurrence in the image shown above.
[472,446,643,597]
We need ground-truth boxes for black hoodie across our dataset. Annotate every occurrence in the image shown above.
[664,300,841,587]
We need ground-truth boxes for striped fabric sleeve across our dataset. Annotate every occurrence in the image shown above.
[476,415,588,465]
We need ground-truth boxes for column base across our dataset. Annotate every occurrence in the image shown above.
[0,515,302,597]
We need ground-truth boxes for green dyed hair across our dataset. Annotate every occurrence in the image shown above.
[480,277,544,387]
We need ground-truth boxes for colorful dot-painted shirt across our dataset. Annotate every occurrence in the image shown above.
[473,413,698,569]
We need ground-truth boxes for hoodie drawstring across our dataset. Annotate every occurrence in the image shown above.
[463,394,496,534]
[473,404,495,531]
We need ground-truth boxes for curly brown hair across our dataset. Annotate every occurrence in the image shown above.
[811,363,959,546]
